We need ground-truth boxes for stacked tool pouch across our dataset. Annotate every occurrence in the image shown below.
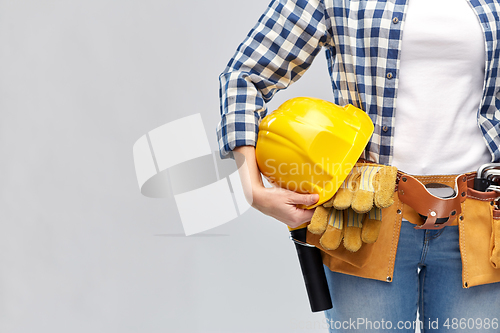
[460,176,500,287]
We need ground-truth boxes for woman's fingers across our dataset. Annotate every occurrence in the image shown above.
[253,188,318,228]
[288,192,319,207]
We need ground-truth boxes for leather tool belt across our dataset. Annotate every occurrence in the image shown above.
[307,167,500,288]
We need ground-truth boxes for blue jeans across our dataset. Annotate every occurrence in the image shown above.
[323,220,500,332]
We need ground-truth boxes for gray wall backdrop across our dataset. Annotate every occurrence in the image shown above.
[0,1,335,332]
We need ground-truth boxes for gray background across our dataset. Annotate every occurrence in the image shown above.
[0,1,335,332]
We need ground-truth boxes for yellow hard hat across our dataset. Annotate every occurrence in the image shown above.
[255,97,374,209]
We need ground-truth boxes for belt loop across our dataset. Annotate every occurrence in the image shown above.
[397,172,466,229]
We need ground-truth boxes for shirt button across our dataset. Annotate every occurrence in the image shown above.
[382,126,389,132]
[386,72,393,79]
[392,17,399,24]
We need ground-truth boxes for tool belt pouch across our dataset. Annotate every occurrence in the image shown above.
[461,180,500,287]
[305,197,402,282]
[305,162,404,283]
[492,214,500,269]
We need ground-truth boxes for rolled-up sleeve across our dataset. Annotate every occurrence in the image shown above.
[217,0,331,158]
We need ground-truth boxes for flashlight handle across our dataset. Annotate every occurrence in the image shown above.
[473,178,491,192]
[290,228,332,312]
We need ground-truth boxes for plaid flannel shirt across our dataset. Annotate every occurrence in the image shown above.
[217,0,500,165]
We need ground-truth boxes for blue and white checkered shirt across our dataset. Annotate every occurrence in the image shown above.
[217,0,500,165]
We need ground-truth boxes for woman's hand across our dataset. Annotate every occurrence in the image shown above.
[252,185,319,228]
[233,146,318,228]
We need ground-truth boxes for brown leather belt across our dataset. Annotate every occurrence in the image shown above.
[396,172,499,229]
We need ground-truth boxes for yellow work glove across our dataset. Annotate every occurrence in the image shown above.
[308,163,397,252]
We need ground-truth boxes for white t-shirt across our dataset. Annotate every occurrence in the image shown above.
[392,0,491,175]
